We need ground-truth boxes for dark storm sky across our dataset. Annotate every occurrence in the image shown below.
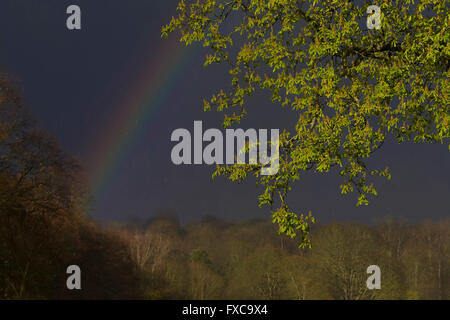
[0,0,448,224]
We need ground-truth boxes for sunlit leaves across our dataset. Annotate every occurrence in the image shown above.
[163,0,449,247]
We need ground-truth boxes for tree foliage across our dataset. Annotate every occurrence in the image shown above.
[162,0,449,246]
[0,76,139,299]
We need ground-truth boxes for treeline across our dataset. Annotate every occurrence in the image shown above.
[108,215,449,300]
[0,75,139,299]
[0,75,449,300]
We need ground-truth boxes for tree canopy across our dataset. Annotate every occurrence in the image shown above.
[162,0,449,246]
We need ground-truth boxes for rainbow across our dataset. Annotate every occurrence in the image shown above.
[86,36,196,200]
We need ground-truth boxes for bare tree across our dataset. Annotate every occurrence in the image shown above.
[124,229,171,273]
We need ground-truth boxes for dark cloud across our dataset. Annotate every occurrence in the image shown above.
[0,0,448,224]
